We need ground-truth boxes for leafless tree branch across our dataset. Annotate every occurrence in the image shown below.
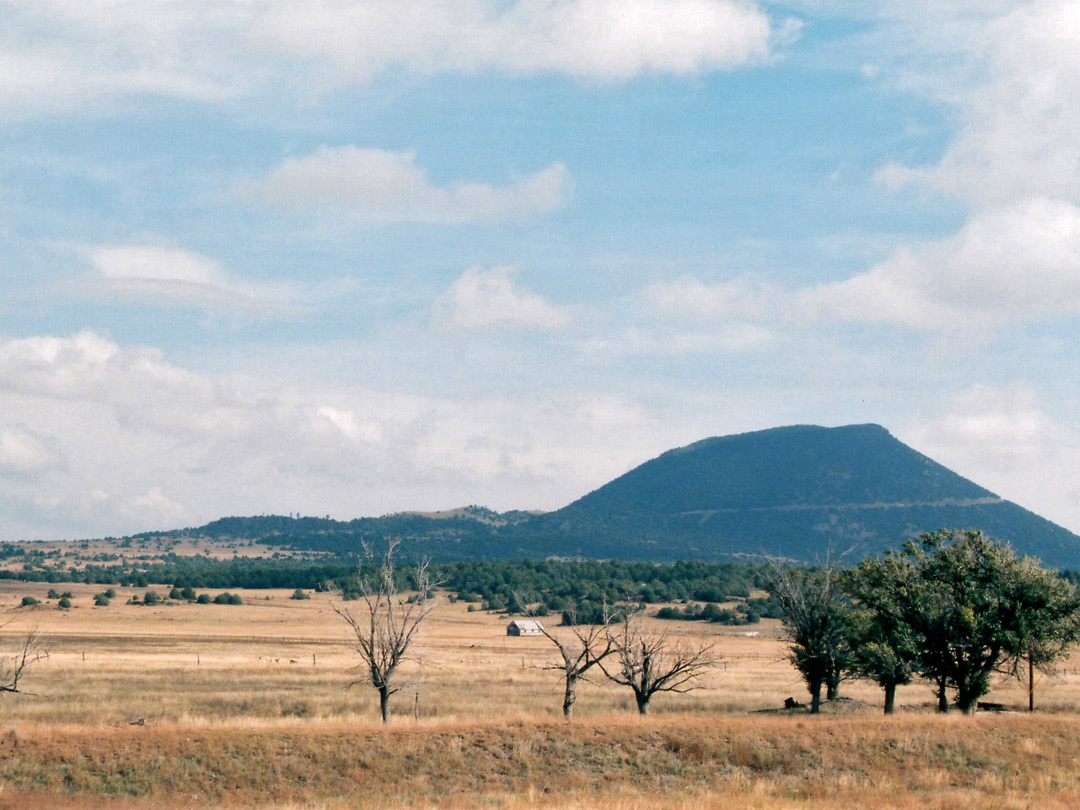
[333,541,440,722]
[539,616,614,719]
[599,610,716,715]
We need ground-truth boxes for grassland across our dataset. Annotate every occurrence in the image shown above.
[2,578,1080,808]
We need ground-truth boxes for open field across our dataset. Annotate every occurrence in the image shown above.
[2,579,1080,808]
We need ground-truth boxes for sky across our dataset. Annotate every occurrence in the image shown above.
[1,0,1078,541]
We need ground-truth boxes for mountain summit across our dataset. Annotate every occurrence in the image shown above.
[152,424,1080,568]
[526,424,1080,566]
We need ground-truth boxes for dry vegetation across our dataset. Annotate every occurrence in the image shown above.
[1,578,1080,808]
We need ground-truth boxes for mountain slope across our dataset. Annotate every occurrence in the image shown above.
[520,424,1080,567]
[139,424,1080,567]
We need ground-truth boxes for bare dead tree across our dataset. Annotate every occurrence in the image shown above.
[334,542,438,723]
[599,611,716,715]
[539,618,614,719]
[0,626,46,696]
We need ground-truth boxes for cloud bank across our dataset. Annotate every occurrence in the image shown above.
[0,0,783,117]
[239,148,571,223]
[0,331,682,539]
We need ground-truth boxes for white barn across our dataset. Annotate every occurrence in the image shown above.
[506,619,545,637]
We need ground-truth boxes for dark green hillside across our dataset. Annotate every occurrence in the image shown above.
[526,424,1080,567]
[558,424,992,515]
[123,424,1080,568]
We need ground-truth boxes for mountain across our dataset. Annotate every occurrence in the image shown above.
[141,424,1080,568]
[520,424,1080,567]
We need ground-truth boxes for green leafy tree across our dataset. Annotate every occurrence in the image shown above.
[765,562,852,713]
[878,530,1079,714]
[841,556,920,714]
[999,552,1080,711]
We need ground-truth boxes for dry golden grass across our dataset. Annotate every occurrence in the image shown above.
[2,579,1080,808]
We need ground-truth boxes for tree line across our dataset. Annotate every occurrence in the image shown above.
[767,529,1080,715]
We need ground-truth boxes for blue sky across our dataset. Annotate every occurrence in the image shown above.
[1,1,1079,541]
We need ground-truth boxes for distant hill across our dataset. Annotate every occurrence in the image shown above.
[137,424,1080,567]
[521,424,1080,567]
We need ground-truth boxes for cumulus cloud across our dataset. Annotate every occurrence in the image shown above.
[237,147,570,224]
[0,427,64,478]
[875,0,1080,208]
[903,384,1080,535]
[435,266,573,331]
[79,243,305,315]
[803,198,1080,328]
[0,331,691,539]
[642,196,1080,337]
[0,1,783,117]
[0,2,249,117]
[250,0,782,80]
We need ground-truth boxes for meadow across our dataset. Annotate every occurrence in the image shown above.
[2,579,1080,808]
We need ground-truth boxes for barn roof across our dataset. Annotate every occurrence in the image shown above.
[507,619,545,632]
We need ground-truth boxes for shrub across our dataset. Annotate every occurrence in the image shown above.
[58,596,72,609]
[143,590,161,605]
[291,588,310,600]
[180,586,196,601]
[20,596,39,607]
[47,589,60,600]
[213,592,243,605]
[196,593,211,604]
[104,588,117,598]
[169,587,182,600]
[94,593,111,607]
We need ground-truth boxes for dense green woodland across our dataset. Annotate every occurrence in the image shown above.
[0,546,768,617]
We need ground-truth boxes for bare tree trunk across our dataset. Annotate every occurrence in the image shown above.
[1028,652,1035,713]
[379,685,391,723]
[563,677,577,719]
[809,679,822,714]
[936,680,949,713]
[883,682,896,715]
[635,692,650,715]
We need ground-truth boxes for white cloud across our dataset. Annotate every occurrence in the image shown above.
[0,2,250,117]
[435,266,572,331]
[0,331,695,539]
[643,197,1080,337]
[238,147,571,224]
[0,427,64,477]
[250,0,781,81]
[875,0,1080,208]
[80,243,305,316]
[804,198,1080,328]
[903,385,1080,537]
[0,1,783,118]
[644,277,781,323]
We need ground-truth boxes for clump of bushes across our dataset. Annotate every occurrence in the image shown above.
[94,593,111,606]
[655,601,762,625]
[20,595,39,607]
[290,588,310,600]
[213,592,243,605]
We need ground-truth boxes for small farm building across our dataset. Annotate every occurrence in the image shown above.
[506,619,544,637]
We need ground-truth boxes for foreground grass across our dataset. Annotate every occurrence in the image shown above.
[1,714,1078,809]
